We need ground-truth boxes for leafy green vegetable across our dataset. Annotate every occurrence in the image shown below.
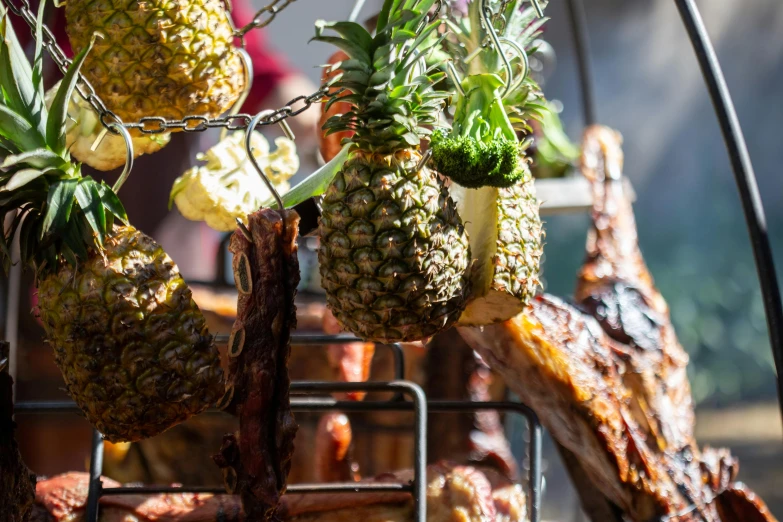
[430,73,524,188]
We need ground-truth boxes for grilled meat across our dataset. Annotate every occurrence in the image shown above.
[314,413,359,483]
[31,464,526,522]
[213,209,301,520]
[426,329,518,480]
[460,126,777,521]
[1,342,36,522]
[323,309,375,402]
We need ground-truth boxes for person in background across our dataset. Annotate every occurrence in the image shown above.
[12,0,321,281]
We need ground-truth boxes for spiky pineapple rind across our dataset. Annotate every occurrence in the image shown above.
[318,150,470,342]
[64,0,245,124]
[36,226,224,442]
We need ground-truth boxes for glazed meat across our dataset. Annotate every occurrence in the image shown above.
[213,209,301,520]
[314,413,359,483]
[460,126,777,521]
[1,342,36,522]
[31,464,526,522]
[31,472,242,522]
[285,463,526,522]
[426,329,518,480]
[322,309,375,402]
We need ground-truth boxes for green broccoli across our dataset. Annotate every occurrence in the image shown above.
[430,73,524,188]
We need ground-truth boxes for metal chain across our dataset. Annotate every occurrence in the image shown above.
[234,0,297,38]
[2,0,332,135]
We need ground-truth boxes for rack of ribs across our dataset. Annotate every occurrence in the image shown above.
[459,126,777,522]
[213,209,301,520]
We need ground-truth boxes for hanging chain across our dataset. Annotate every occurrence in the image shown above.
[1,0,334,135]
[234,0,297,38]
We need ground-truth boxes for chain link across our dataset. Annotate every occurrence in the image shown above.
[1,0,333,135]
[234,0,296,38]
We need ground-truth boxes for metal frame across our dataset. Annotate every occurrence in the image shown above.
[15,334,544,522]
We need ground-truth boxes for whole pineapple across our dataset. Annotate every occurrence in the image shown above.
[64,0,245,125]
[314,0,471,343]
[0,14,223,442]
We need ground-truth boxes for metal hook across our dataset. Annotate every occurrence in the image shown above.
[245,110,285,210]
[479,0,514,98]
[498,36,530,92]
[446,61,465,97]
[109,123,134,194]
[530,0,544,18]
[221,48,254,142]
[348,0,366,22]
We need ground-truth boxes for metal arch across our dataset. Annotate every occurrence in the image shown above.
[564,0,596,126]
[672,0,783,431]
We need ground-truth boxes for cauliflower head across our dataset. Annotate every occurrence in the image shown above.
[170,131,300,232]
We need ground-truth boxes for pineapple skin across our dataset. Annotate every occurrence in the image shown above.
[319,149,470,343]
[457,167,543,326]
[36,226,224,442]
[64,0,245,124]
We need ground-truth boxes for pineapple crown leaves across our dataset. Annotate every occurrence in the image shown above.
[0,6,127,274]
[444,0,549,133]
[312,0,449,153]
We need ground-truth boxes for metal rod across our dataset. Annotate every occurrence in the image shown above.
[348,0,366,23]
[99,482,411,496]
[529,413,542,522]
[14,395,541,522]
[4,225,21,385]
[86,429,104,522]
[674,0,783,434]
[565,0,596,125]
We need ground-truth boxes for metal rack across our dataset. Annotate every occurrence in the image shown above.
[15,334,543,522]
[2,0,782,521]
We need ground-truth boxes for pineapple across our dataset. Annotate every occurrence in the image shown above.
[63,0,245,125]
[0,11,223,442]
[45,81,171,171]
[446,0,546,326]
[314,0,471,343]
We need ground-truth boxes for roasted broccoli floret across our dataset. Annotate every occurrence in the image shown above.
[430,73,524,188]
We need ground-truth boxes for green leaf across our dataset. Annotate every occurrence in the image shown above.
[47,37,93,154]
[311,34,371,65]
[42,178,78,234]
[2,168,50,192]
[263,144,351,209]
[316,21,373,53]
[2,149,64,170]
[0,104,44,151]
[0,17,34,125]
[98,181,128,223]
[61,217,87,260]
[74,177,106,245]
[32,0,47,107]
[376,0,400,33]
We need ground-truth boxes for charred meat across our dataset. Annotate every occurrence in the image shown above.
[213,209,301,520]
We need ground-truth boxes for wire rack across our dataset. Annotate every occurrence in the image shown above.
[14,334,543,522]
[2,0,783,521]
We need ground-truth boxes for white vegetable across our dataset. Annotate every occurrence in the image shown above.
[170,131,299,232]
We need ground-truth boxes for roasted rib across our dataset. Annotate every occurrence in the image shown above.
[426,329,519,480]
[213,209,301,520]
[460,126,778,521]
[1,342,36,522]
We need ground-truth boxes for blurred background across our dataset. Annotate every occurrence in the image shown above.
[5,0,783,520]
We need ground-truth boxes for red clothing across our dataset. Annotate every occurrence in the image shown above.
[10,0,291,113]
